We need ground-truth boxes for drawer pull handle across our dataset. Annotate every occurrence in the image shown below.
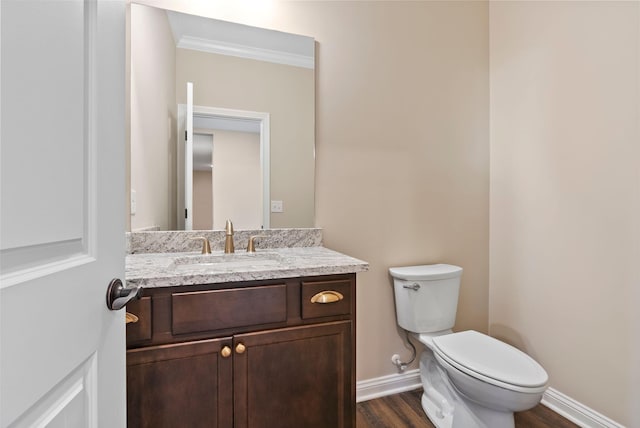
[221,346,232,358]
[125,312,139,324]
[310,291,344,304]
[235,343,246,354]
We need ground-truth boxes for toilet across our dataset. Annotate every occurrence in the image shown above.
[389,264,548,428]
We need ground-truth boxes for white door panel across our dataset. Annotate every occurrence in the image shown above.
[1,0,85,251]
[185,81,193,230]
[1,1,126,427]
[9,355,98,428]
[177,82,194,231]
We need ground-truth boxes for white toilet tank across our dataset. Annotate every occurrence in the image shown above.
[389,264,463,333]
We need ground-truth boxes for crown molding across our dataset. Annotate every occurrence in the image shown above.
[177,36,314,69]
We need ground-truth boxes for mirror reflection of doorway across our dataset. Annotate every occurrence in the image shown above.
[192,132,213,230]
[178,101,270,231]
[192,129,261,230]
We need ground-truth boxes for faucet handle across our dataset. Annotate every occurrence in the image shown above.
[190,237,212,254]
[225,219,234,235]
[224,220,235,254]
[246,235,267,253]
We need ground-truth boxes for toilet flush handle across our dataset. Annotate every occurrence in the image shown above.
[403,283,420,291]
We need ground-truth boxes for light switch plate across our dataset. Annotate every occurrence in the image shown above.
[270,200,283,213]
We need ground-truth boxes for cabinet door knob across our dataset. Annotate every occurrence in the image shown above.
[221,346,232,358]
[310,290,344,304]
[235,343,246,354]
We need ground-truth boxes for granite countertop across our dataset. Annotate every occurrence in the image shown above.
[126,246,369,288]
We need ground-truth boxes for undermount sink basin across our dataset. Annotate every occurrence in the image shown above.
[170,252,283,270]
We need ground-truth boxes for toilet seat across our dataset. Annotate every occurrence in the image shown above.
[431,330,548,393]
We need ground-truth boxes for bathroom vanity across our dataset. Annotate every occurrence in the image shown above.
[124,232,367,428]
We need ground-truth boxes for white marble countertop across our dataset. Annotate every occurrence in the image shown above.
[126,246,369,288]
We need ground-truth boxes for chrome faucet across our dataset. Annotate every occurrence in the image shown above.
[224,219,235,253]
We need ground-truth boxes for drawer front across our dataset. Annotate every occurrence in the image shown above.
[126,296,152,344]
[301,279,352,319]
[172,284,287,335]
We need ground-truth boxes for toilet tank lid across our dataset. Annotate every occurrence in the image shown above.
[389,264,462,280]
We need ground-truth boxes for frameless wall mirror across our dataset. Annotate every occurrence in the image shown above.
[128,3,315,231]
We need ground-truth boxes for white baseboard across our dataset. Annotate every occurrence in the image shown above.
[356,369,421,403]
[356,373,624,428]
[541,388,625,428]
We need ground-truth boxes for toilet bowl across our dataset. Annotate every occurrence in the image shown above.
[389,264,548,428]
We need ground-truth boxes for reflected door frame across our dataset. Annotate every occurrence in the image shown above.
[177,104,270,230]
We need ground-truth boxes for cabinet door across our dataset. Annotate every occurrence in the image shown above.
[233,321,353,428]
[127,337,233,428]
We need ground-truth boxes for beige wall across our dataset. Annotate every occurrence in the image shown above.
[191,130,261,230]
[306,1,490,381]
[130,4,177,231]
[211,130,262,230]
[140,0,490,383]
[193,169,213,230]
[490,2,639,426]
[175,49,315,228]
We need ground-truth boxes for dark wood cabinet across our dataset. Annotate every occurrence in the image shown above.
[126,274,356,428]
[127,338,233,428]
[234,322,351,428]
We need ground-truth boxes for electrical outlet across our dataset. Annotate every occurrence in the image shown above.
[270,200,283,213]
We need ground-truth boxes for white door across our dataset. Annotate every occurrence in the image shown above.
[177,82,194,230]
[1,1,127,427]
[185,82,194,230]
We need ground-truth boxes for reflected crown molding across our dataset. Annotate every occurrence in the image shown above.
[166,9,315,69]
[176,36,314,69]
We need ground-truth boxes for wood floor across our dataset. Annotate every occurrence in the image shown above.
[356,389,579,428]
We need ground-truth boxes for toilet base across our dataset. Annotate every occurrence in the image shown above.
[421,392,453,428]
[420,349,516,428]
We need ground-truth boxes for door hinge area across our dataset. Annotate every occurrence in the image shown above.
[185,208,188,219]
[185,130,188,141]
